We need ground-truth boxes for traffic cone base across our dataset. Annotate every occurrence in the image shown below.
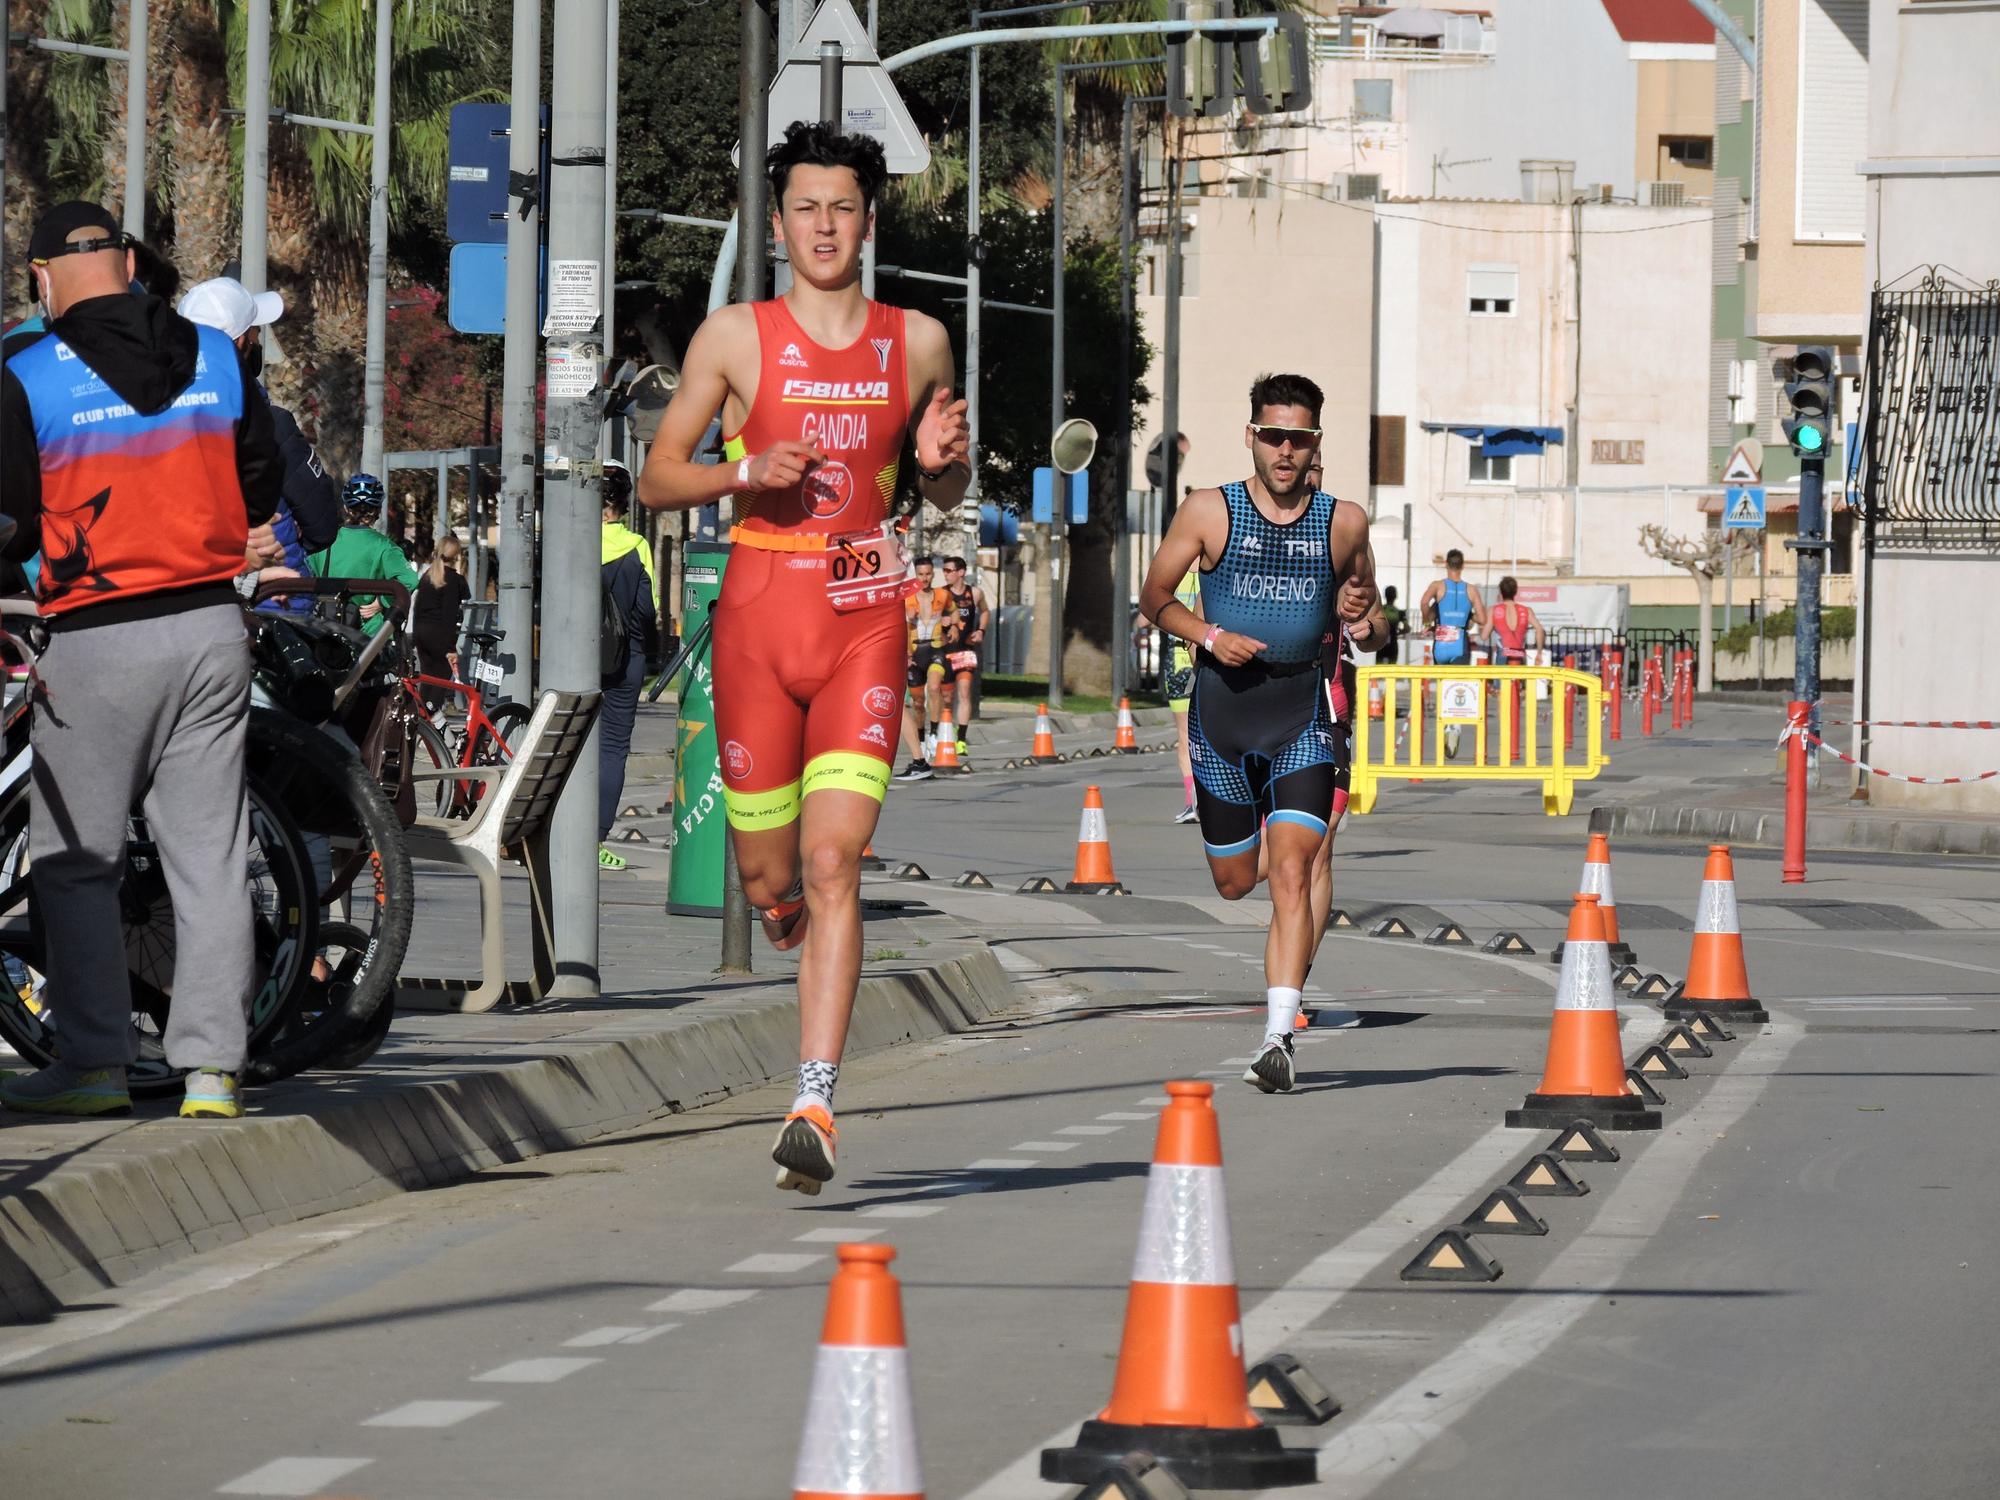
[1042,1420,1314,1489]
[1664,996,1769,1025]
[1507,1092,1661,1131]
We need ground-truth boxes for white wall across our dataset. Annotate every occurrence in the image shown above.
[1405,0,1641,202]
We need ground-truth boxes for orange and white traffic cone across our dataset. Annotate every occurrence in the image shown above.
[1030,702,1061,764]
[1664,844,1768,1025]
[791,1243,925,1500]
[1113,697,1141,753]
[1066,785,1126,894]
[1367,676,1385,721]
[1553,832,1636,967]
[1506,893,1661,1132]
[859,840,887,872]
[931,709,965,775]
[1040,1081,1316,1489]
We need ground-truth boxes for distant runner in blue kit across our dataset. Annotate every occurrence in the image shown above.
[1420,547,1487,666]
[1140,373,1378,1094]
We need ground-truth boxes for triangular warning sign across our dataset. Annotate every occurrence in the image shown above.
[1722,440,1761,484]
[762,0,931,173]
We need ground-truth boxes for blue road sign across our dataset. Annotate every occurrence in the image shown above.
[1031,467,1088,525]
[447,103,514,245]
[1724,486,1766,530]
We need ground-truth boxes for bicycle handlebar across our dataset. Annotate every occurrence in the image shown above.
[251,576,414,616]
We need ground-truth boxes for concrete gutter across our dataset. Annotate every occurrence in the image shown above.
[1606,801,2000,858]
[0,948,1014,1320]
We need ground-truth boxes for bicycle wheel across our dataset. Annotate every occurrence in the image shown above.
[474,699,533,764]
[0,757,320,1099]
[240,709,414,1085]
[297,921,397,1072]
[404,713,459,819]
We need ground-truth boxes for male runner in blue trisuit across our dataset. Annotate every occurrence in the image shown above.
[1140,373,1377,1093]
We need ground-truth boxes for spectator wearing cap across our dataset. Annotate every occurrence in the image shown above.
[179,278,341,604]
[0,201,285,1121]
[597,461,658,868]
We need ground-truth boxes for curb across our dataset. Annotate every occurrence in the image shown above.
[1605,801,2000,858]
[0,948,1014,1320]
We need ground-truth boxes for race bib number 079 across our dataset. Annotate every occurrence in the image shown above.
[826,522,916,613]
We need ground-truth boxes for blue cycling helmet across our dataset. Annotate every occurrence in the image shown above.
[343,473,386,512]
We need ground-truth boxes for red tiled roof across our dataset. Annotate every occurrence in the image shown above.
[1599,0,1712,45]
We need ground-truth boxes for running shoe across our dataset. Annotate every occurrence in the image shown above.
[1174,802,1199,825]
[0,1061,130,1117]
[598,843,628,871]
[180,1068,242,1120]
[759,878,810,952]
[1243,1034,1296,1094]
[772,1104,838,1194]
[955,739,970,759]
[894,759,934,782]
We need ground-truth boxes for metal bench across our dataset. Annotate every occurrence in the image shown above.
[397,689,602,1013]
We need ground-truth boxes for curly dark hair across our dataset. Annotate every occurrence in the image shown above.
[1248,372,1324,425]
[766,120,889,213]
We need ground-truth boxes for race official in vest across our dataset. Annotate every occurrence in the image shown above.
[0,201,285,1121]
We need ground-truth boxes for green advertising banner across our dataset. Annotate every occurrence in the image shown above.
[667,543,729,917]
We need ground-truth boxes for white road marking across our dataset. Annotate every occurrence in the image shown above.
[472,1357,602,1384]
[1265,1024,1805,1497]
[1054,1124,1122,1136]
[1011,1141,1079,1152]
[621,1324,680,1344]
[646,1288,759,1314]
[795,1226,888,1242]
[1096,1112,1155,1121]
[1864,947,2000,978]
[725,1252,824,1274]
[858,1203,948,1219]
[969,1158,1037,1170]
[564,1326,647,1348]
[363,1399,499,1429]
[1136,1095,1171,1106]
[218,1457,372,1496]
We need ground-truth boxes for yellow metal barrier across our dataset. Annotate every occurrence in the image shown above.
[1352,665,1607,817]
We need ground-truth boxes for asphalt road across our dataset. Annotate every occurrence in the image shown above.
[3,726,1997,1500]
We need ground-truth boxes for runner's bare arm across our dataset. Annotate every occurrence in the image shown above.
[905,311,971,508]
[1142,489,1265,666]
[971,586,991,643]
[1419,578,1444,627]
[636,306,822,511]
[1330,500,1378,623]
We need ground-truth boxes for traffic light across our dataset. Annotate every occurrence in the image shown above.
[1168,0,1237,119]
[1238,12,1312,115]
[1782,345,1834,460]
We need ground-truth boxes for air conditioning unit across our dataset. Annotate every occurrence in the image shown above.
[1643,180,1686,208]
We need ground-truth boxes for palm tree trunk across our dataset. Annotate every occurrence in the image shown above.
[163,0,234,281]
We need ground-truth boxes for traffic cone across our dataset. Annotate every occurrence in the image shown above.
[859,840,887,872]
[790,1243,924,1500]
[1030,702,1061,764]
[1066,785,1126,894]
[1552,832,1636,966]
[1367,676,1385,720]
[1663,844,1769,1024]
[1506,893,1661,1131]
[931,709,965,775]
[1041,1081,1316,1490]
[1113,697,1141,753]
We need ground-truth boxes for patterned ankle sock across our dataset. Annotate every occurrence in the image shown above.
[792,1058,839,1115]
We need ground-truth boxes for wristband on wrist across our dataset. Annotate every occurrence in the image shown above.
[735,456,752,489]
[1201,624,1223,654]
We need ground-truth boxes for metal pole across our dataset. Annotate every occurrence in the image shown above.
[241,1,271,291]
[963,35,983,590]
[361,0,393,489]
[1794,456,1825,787]
[497,0,542,706]
[435,453,450,542]
[543,0,612,996]
[721,0,773,978]
[1161,149,1184,528]
[861,2,878,299]
[1046,58,1066,706]
[1111,96,1135,706]
[819,40,843,123]
[122,0,148,238]
[602,0,621,361]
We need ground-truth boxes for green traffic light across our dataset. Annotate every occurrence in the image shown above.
[1797,425,1825,454]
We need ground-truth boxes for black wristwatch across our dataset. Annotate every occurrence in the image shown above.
[916,460,952,483]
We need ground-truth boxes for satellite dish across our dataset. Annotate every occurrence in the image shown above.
[1051,417,1098,475]
[627,363,681,444]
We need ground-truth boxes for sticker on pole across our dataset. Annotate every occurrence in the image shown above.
[542,259,602,334]
[545,344,599,399]
[1439,679,1482,723]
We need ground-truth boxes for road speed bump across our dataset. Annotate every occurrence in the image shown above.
[1659,1023,1714,1059]
[1423,923,1471,946]
[617,828,649,843]
[1633,972,1675,998]
[1549,1120,1621,1162]
[1017,876,1061,893]
[1329,909,1355,929]
[891,862,930,881]
[953,870,993,889]
[1460,1186,1549,1237]
[1612,963,1644,991]
[619,804,646,818]
[1245,1353,1341,1426]
[1370,916,1414,939]
[1631,1044,1690,1081]
[1625,1068,1668,1105]
[1509,1153,1590,1197]
[1687,1011,1735,1042]
[1484,931,1536,955]
[1401,1229,1502,1283]
[1070,1454,1192,1500]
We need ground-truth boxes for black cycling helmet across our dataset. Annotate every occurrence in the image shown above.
[601,459,633,511]
[343,473,386,512]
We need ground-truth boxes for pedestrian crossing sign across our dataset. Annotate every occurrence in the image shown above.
[1723,486,1766,530]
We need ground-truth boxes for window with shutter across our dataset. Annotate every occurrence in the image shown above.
[1467,264,1517,316]
[1370,415,1406,487]
[1795,0,1869,242]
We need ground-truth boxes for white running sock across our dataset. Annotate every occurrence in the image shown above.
[792,1058,838,1118]
[1265,986,1302,1044]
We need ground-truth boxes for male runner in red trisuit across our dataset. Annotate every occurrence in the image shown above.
[639,125,969,1192]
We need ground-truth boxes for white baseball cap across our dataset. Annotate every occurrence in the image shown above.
[178,276,285,340]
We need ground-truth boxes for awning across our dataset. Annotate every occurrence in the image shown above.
[1373,8,1451,39]
[1420,423,1566,457]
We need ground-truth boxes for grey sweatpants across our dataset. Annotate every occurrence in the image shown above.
[30,604,255,1072]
